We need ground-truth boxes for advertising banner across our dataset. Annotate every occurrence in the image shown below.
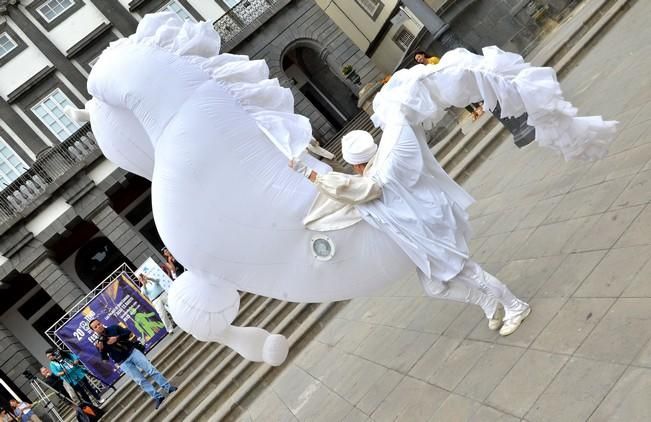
[54,271,167,386]
[135,257,174,292]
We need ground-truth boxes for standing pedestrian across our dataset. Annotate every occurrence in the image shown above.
[46,349,103,405]
[89,319,176,409]
[138,273,174,333]
[161,248,184,280]
[39,367,75,403]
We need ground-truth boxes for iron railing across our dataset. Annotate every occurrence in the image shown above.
[0,123,99,226]
[213,0,288,51]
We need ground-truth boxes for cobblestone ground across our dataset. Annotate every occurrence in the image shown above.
[236,1,651,420]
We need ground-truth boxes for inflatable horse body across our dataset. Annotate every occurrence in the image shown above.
[78,14,616,365]
[83,15,414,365]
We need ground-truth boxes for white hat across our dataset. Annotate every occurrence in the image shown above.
[341,130,377,165]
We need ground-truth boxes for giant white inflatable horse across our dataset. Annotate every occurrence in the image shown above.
[69,13,616,366]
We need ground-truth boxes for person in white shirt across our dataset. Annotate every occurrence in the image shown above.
[138,273,174,334]
[291,130,530,335]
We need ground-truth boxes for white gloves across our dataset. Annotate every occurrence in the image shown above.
[289,159,313,178]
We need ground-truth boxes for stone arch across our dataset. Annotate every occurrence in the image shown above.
[280,38,360,133]
[235,1,384,141]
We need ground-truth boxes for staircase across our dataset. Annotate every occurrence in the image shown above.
[90,1,631,420]
[96,294,334,421]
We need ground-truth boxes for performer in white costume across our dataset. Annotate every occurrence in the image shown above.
[293,130,529,335]
[66,13,616,365]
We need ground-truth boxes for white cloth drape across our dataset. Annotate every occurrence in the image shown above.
[372,46,617,161]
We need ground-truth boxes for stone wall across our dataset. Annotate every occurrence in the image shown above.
[233,0,384,140]
[440,0,578,54]
[0,323,41,401]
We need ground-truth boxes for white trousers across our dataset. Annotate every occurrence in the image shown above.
[418,260,527,319]
[153,291,174,332]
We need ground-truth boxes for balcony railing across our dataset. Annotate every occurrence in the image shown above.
[213,0,289,52]
[0,123,99,227]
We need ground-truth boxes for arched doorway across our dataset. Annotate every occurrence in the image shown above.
[282,42,360,131]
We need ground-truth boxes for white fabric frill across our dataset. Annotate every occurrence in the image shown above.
[108,12,312,158]
[371,46,617,161]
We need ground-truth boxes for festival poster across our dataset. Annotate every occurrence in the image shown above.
[135,257,174,292]
[54,271,168,386]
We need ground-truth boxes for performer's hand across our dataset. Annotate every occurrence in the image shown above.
[289,159,315,179]
[95,341,104,350]
[107,336,119,344]
[288,159,311,176]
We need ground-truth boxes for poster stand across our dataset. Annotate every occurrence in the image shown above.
[44,263,168,389]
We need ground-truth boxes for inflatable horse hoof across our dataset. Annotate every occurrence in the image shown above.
[262,334,289,366]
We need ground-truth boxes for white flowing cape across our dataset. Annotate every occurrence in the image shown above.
[372,46,617,161]
[354,46,618,280]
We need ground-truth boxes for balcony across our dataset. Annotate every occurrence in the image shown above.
[0,123,101,230]
[213,0,291,52]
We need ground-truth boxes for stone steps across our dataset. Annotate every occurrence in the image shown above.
[162,303,332,422]
[142,300,299,422]
[98,294,334,421]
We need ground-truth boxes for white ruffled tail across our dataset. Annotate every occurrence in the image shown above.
[372,46,617,161]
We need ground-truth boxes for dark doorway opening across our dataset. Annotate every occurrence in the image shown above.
[282,44,359,131]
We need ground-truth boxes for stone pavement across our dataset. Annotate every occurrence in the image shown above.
[233,1,651,421]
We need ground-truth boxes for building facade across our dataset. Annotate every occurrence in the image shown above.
[317,0,581,74]
[0,0,380,403]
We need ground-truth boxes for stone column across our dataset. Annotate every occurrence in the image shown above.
[90,206,160,269]
[29,256,85,310]
[0,323,41,401]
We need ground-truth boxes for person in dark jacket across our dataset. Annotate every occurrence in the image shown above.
[39,367,73,400]
[89,320,176,409]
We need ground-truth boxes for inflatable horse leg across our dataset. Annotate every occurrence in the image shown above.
[167,272,289,366]
[212,325,289,366]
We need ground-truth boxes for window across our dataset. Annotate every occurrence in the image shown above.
[36,0,75,23]
[158,0,196,22]
[0,137,27,186]
[393,26,415,51]
[18,289,51,319]
[33,303,65,345]
[31,88,81,141]
[0,33,17,59]
[355,0,383,20]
